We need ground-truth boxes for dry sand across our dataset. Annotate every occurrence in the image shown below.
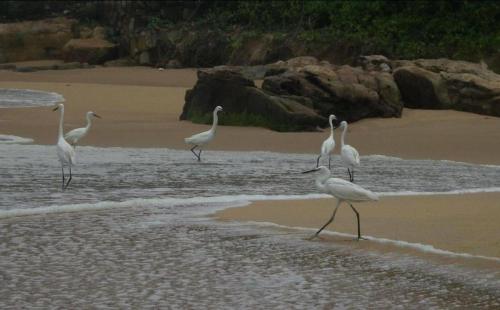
[1,67,499,164]
[216,193,500,259]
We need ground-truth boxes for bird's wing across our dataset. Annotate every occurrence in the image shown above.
[342,145,360,166]
[321,137,335,155]
[57,139,76,165]
[324,178,378,202]
[64,127,86,144]
[185,130,212,144]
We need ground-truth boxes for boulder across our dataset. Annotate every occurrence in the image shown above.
[0,17,77,63]
[393,58,500,116]
[62,38,117,64]
[262,63,402,123]
[181,59,403,131]
[180,67,326,131]
[356,55,392,72]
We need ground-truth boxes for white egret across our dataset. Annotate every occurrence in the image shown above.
[53,103,76,190]
[184,106,223,161]
[316,114,337,168]
[303,166,378,239]
[64,111,101,146]
[339,120,360,182]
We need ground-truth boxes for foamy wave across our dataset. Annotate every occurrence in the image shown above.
[245,221,500,263]
[0,88,64,108]
[380,187,500,196]
[0,194,327,219]
[0,135,33,144]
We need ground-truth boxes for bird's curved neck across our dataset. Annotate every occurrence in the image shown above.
[85,114,93,129]
[340,124,347,147]
[210,110,219,132]
[329,118,334,137]
[58,106,65,140]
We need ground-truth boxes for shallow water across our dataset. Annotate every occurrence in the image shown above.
[0,88,64,108]
[1,144,499,308]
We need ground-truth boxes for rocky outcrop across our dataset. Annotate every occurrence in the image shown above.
[62,38,117,64]
[262,61,402,123]
[181,57,403,131]
[393,58,500,116]
[0,18,77,63]
[180,67,326,131]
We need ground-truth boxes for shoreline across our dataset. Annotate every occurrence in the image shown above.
[215,192,500,260]
[0,67,498,164]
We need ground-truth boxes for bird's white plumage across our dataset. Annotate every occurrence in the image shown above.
[339,121,360,169]
[184,106,222,146]
[341,144,359,168]
[313,166,378,202]
[323,177,378,202]
[320,114,336,156]
[54,104,76,166]
[64,111,99,145]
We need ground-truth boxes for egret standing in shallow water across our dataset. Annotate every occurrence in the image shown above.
[184,106,223,161]
[339,121,360,182]
[316,114,337,168]
[303,166,378,239]
[64,111,101,146]
[53,103,76,190]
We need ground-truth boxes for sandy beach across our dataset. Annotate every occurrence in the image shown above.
[1,66,500,164]
[216,193,500,259]
[1,66,499,263]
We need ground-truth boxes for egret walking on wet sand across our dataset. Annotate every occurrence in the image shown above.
[339,121,360,182]
[303,166,378,239]
[184,106,223,161]
[316,114,337,168]
[64,111,101,146]
[53,103,76,190]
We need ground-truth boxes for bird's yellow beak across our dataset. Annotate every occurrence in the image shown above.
[94,114,102,119]
[52,106,59,111]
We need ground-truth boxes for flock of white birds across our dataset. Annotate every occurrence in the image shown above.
[53,103,377,239]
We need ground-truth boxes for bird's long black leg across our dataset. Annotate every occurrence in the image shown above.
[61,165,65,190]
[190,145,200,161]
[197,149,202,162]
[351,169,355,183]
[348,203,366,240]
[347,169,354,182]
[312,200,342,238]
[316,155,321,167]
[65,165,72,189]
[328,155,331,169]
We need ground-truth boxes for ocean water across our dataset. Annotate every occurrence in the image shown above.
[1,144,499,308]
[0,88,64,108]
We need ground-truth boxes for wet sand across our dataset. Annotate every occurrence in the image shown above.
[0,67,499,164]
[216,193,500,259]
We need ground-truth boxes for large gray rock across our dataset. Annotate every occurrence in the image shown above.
[181,60,403,131]
[180,67,326,131]
[262,64,402,123]
[393,58,500,116]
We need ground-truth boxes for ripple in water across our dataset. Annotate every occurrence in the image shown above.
[0,144,499,308]
[0,88,64,108]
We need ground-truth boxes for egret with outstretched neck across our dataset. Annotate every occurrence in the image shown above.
[64,111,101,146]
[53,103,76,190]
[303,166,378,239]
[339,121,360,182]
[316,114,337,168]
[184,106,223,161]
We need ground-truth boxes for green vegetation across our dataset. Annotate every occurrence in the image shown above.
[2,1,500,62]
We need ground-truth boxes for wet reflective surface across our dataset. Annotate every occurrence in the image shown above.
[0,88,64,108]
[1,145,499,308]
